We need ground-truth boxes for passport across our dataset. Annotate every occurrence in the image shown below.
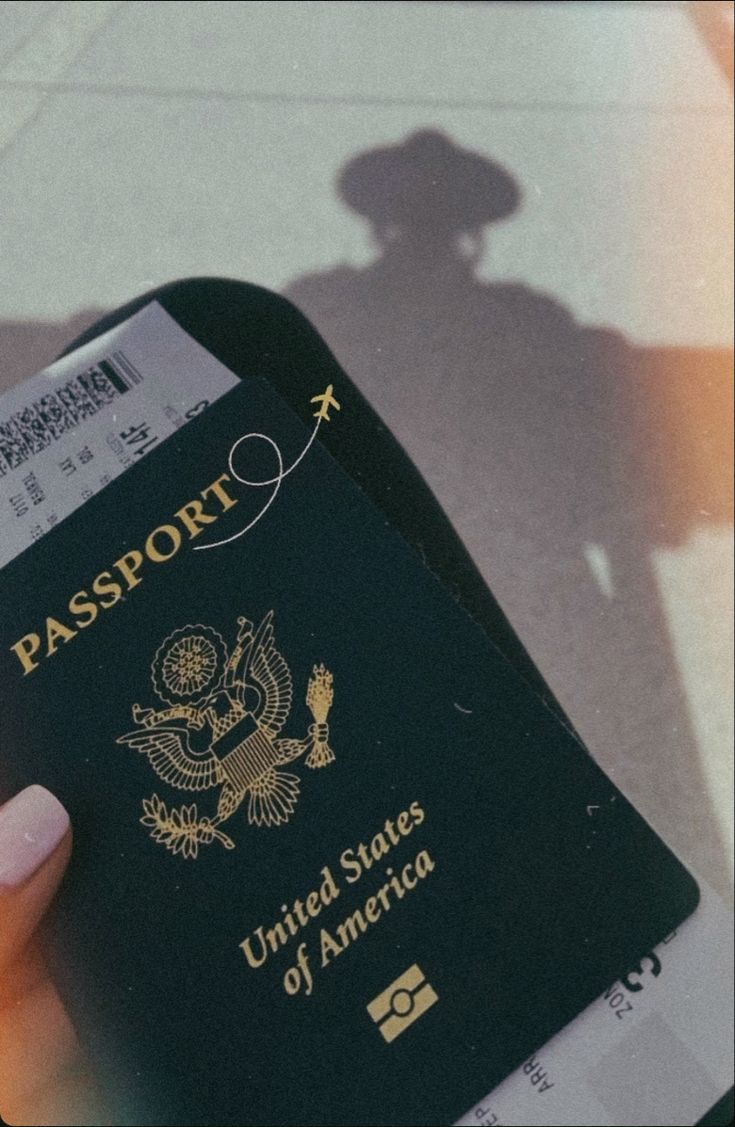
[0,314,700,1126]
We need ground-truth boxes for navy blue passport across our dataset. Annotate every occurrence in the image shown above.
[0,371,699,1126]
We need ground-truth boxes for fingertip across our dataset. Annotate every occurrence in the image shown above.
[0,786,70,891]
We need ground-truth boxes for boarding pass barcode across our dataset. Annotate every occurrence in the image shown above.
[0,351,142,476]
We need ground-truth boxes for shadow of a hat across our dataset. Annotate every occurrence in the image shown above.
[338,129,521,235]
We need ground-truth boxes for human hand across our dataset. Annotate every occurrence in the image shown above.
[0,786,110,1126]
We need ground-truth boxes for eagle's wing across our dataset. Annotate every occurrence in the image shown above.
[117,726,223,791]
[248,612,293,735]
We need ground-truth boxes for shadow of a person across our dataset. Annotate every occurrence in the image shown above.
[284,129,732,893]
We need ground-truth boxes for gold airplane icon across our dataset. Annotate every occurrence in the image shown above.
[311,385,341,422]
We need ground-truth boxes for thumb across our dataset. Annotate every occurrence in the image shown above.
[0,785,71,971]
[0,787,111,1126]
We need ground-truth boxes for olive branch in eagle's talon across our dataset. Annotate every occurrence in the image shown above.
[140,794,235,859]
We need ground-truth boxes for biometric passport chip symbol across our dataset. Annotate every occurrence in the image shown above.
[117,612,335,858]
[367,965,439,1043]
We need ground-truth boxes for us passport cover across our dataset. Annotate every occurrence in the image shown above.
[0,370,699,1126]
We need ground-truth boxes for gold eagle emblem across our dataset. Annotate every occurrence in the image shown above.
[117,612,335,858]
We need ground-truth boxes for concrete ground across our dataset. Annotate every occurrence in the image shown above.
[0,1,732,896]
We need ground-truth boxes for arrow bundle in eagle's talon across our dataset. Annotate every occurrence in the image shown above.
[305,664,335,768]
